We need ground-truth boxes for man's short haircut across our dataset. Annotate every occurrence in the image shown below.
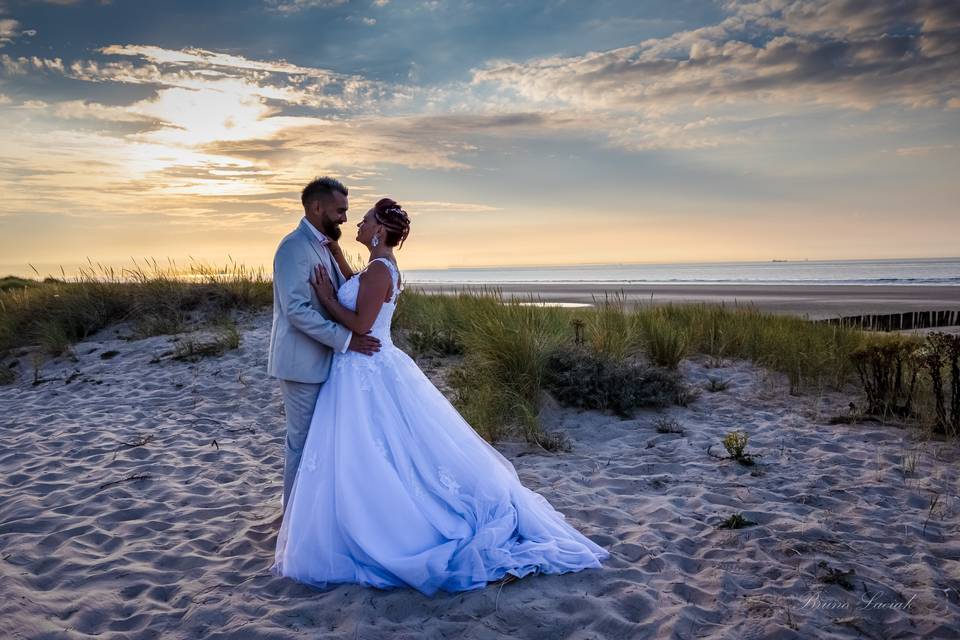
[301,177,348,207]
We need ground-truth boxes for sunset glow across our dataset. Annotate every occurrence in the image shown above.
[1,0,958,276]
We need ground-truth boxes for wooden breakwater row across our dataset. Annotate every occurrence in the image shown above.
[816,309,960,332]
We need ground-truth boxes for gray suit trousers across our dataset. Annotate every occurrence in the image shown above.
[279,379,323,509]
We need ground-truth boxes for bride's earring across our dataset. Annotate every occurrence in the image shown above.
[371,234,380,248]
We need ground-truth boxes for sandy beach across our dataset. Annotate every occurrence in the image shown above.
[1,307,959,639]
[3,0,959,633]
[410,283,960,321]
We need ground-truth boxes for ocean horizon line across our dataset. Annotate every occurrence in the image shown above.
[4,254,960,280]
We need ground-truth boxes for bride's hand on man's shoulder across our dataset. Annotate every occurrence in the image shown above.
[310,264,335,302]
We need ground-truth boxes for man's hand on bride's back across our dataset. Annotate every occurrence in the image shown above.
[349,332,381,355]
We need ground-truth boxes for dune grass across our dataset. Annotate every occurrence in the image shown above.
[3,264,956,447]
[394,288,957,444]
[391,288,880,446]
[0,259,271,360]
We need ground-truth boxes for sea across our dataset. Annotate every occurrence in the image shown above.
[403,257,960,287]
[4,257,959,287]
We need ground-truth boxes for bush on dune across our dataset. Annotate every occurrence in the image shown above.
[543,345,693,418]
[0,276,40,293]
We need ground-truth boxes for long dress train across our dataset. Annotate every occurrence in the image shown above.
[271,257,609,596]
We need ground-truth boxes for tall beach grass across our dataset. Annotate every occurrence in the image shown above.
[3,263,956,447]
[0,259,271,358]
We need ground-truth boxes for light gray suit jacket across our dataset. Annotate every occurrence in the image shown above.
[267,219,353,384]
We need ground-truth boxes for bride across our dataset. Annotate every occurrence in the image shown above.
[271,198,610,596]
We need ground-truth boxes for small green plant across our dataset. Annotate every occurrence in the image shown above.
[532,429,572,453]
[654,416,685,434]
[900,447,920,478]
[723,430,749,457]
[924,492,943,536]
[817,562,856,591]
[718,513,757,529]
[172,319,240,362]
[710,430,760,466]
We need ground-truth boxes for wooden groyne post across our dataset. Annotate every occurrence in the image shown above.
[816,309,960,332]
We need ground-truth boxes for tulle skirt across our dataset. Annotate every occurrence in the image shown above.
[271,341,610,596]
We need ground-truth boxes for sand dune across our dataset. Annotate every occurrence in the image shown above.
[1,311,959,638]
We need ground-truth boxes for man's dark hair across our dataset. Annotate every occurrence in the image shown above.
[301,176,348,207]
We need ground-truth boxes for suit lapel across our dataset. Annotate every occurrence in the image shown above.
[297,220,345,288]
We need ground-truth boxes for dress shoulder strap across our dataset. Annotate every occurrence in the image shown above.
[369,257,398,277]
[369,257,402,299]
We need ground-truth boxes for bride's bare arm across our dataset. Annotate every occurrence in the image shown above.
[311,262,390,334]
[326,241,355,279]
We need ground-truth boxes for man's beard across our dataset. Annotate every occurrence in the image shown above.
[320,217,342,241]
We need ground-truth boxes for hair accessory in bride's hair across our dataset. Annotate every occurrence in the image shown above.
[373,198,411,249]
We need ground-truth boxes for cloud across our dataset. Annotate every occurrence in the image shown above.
[1,53,64,73]
[18,97,162,124]
[74,45,400,113]
[0,18,19,47]
[403,200,501,215]
[472,0,960,115]
[895,143,955,156]
[5,0,959,216]
[345,14,377,25]
[264,0,347,13]
[32,1,112,5]
[100,44,341,78]
[199,115,478,171]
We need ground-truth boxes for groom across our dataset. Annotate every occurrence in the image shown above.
[268,176,381,510]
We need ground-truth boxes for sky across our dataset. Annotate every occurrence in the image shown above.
[0,0,958,276]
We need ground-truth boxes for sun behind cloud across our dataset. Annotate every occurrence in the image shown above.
[0,0,958,275]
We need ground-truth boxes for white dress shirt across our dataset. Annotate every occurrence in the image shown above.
[302,216,331,246]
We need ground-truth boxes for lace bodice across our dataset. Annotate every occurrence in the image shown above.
[336,257,403,343]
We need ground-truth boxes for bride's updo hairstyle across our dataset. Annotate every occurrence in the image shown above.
[373,198,411,249]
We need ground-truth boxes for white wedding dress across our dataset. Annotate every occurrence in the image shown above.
[271,257,610,596]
